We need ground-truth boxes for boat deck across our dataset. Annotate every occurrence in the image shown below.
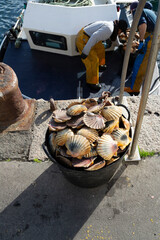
[3,40,132,100]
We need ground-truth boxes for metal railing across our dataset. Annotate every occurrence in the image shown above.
[119,0,160,159]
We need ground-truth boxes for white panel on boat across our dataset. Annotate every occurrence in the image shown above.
[23,1,119,55]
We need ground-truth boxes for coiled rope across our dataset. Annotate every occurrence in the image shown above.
[39,0,92,7]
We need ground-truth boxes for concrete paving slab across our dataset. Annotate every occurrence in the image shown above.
[28,99,52,161]
[0,155,160,240]
[0,130,33,161]
[127,96,160,153]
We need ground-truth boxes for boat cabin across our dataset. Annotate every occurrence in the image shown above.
[22,0,124,56]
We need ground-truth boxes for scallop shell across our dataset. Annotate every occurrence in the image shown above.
[88,102,105,113]
[72,157,96,168]
[83,98,98,109]
[48,132,57,155]
[119,116,130,132]
[55,128,74,146]
[50,98,56,112]
[84,145,98,158]
[57,146,71,158]
[106,157,119,165]
[85,160,106,171]
[101,106,122,121]
[48,118,66,131]
[66,100,84,109]
[67,104,87,116]
[66,115,84,129]
[97,134,118,160]
[65,135,91,158]
[52,109,71,123]
[103,119,119,134]
[77,127,99,143]
[83,112,106,129]
[111,129,132,150]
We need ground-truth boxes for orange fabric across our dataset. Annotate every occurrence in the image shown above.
[76,28,105,84]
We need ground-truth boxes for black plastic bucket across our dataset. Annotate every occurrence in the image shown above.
[43,104,131,188]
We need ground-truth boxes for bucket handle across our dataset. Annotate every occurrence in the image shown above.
[117,103,130,121]
[42,142,57,164]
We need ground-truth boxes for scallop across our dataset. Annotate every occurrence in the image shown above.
[48,118,66,131]
[72,157,96,168]
[52,109,71,123]
[66,100,84,109]
[97,134,118,160]
[106,157,119,165]
[58,146,71,158]
[103,119,119,134]
[77,127,99,143]
[111,129,132,150]
[85,160,106,171]
[66,115,84,129]
[65,135,91,158]
[48,132,57,155]
[101,106,122,121]
[88,102,105,113]
[67,104,87,116]
[84,145,98,158]
[119,116,130,132]
[55,128,74,146]
[83,112,106,129]
[83,98,98,109]
[50,98,56,112]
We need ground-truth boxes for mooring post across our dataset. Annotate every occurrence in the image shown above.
[0,62,35,132]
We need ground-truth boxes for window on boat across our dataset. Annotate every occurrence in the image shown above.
[29,31,67,50]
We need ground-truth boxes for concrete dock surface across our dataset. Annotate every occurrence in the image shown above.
[0,95,160,240]
[0,155,160,240]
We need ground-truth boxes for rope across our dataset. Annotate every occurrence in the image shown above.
[39,0,92,7]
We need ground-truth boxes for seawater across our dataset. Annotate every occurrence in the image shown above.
[0,0,159,69]
[0,0,24,41]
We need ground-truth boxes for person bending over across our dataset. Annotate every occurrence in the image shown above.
[76,20,128,91]
[124,1,156,94]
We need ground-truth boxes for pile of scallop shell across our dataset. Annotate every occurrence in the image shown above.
[48,93,132,171]
[119,29,140,53]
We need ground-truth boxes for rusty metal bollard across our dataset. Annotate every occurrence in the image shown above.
[0,62,35,132]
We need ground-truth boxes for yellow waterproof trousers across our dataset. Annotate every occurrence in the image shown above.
[133,33,153,92]
[76,28,105,84]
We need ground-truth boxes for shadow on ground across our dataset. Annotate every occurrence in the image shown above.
[0,161,127,240]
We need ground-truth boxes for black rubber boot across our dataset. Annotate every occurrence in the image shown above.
[99,65,107,72]
[87,83,102,91]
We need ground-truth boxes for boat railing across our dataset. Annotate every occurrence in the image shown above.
[9,9,25,40]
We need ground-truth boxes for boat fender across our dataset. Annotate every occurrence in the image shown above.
[15,38,21,48]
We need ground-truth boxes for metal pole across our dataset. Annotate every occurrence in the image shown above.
[119,0,147,104]
[129,2,160,158]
